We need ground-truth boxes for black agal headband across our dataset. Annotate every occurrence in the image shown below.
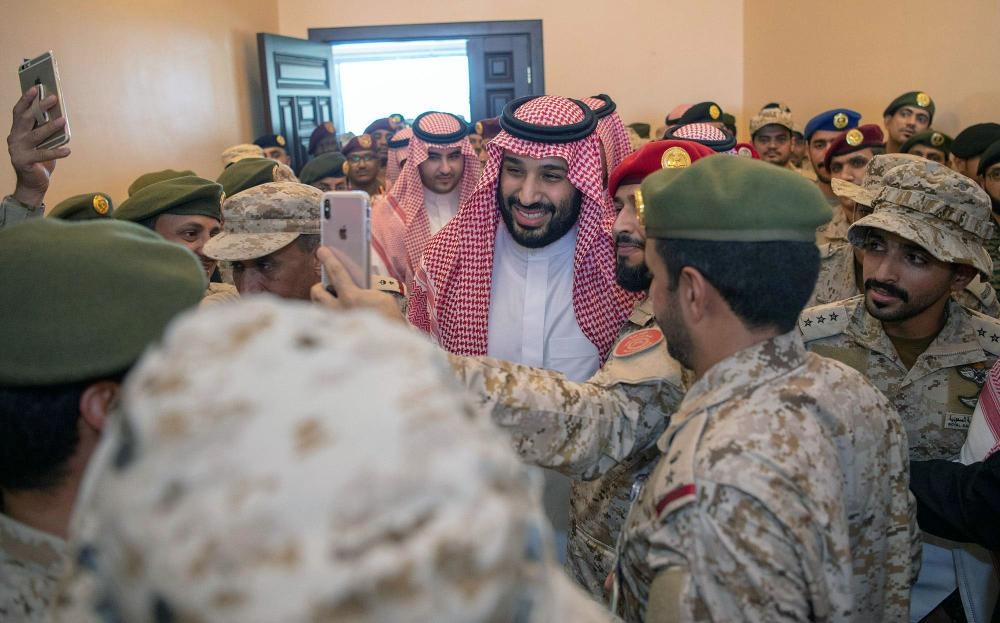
[587,94,617,119]
[499,96,598,144]
[411,112,470,145]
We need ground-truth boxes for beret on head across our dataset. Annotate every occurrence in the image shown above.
[342,134,376,156]
[976,140,1000,177]
[608,140,716,198]
[0,219,206,385]
[952,123,1000,159]
[116,176,225,223]
[48,192,113,221]
[307,121,338,156]
[253,134,287,150]
[883,90,935,121]
[363,115,406,135]
[677,101,725,125]
[823,124,885,171]
[127,169,196,197]
[803,109,861,140]
[473,117,501,140]
[900,130,952,156]
[299,152,348,185]
[216,157,298,196]
[641,156,832,242]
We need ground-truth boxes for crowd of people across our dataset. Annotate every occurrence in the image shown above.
[2,82,1000,622]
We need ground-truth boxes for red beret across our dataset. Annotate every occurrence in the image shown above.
[342,133,376,156]
[608,140,717,197]
[823,124,884,171]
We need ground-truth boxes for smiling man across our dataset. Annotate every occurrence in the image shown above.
[883,90,934,153]
[370,111,481,286]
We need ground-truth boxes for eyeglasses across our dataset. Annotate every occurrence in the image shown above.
[348,154,377,163]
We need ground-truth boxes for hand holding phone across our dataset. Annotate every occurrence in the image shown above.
[17,52,70,150]
[320,191,371,289]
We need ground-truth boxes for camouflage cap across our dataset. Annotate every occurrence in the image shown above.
[220,143,266,167]
[298,151,347,185]
[215,157,297,196]
[0,219,205,385]
[832,153,926,207]
[116,175,224,223]
[56,298,604,621]
[900,130,953,157]
[848,159,994,277]
[202,182,321,261]
[47,192,113,220]
[749,104,794,136]
[127,169,196,197]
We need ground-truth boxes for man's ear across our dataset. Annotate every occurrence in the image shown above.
[951,264,977,292]
[678,266,709,324]
[883,114,893,128]
[78,381,120,433]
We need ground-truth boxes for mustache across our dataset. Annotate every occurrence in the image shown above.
[865,278,909,302]
[508,196,555,213]
[615,232,644,247]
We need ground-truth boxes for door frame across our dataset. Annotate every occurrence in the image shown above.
[307,20,545,95]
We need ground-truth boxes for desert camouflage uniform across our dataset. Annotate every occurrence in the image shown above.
[807,242,1000,316]
[0,512,67,622]
[801,296,1000,461]
[0,195,42,231]
[815,203,849,246]
[452,297,686,597]
[615,331,916,622]
[985,232,1000,292]
[52,298,614,622]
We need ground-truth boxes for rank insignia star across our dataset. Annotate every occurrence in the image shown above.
[803,319,813,327]
[816,316,825,324]
[992,334,999,343]
[828,312,839,321]
[978,328,987,337]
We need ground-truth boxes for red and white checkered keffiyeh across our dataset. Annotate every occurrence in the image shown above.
[581,96,634,175]
[672,122,728,143]
[962,360,1000,462]
[407,96,639,358]
[370,114,480,284]
[386,126,413,189]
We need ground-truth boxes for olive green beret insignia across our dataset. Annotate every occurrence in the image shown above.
[276,134,286,146]
[709,104,721,120]
[931,132,945,147]
[916,92,931,107]
[116,175,224,223]
[661,146,692,169]
[47,192,115,221]
[846,128,864,147]
[833,112,848,129]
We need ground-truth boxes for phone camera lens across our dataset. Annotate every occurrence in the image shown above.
[323,199,330,219]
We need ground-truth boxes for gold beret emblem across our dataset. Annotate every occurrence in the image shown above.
[709,104,721,120]
[389,114,404,127]
[931,132,945,147]
[475,121,484,135]
[634,188,646,227]
[92,194,109,215]
[916,92,931,107]
[323,121,334,133]
[846,128,864,147]
[276,134,286,147]
[359,134,373,149]
[661,146,692,169]
[342,161,350,176]
[219,191,226,207]
[833,113,848,129]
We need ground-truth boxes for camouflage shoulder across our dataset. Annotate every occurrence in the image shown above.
[201,282,240,307]
[962,306,1000,356]
[797,298,854,342]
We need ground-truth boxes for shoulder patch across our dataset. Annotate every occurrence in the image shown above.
[613,327,663,358]
[798,299,852,342]
[965,308,1000,355]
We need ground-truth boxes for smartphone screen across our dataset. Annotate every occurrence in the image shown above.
[18,51,71,149]
[320,191,371,289]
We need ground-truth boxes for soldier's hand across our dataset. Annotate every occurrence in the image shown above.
[8,86,70,207]
[311,246,405,322]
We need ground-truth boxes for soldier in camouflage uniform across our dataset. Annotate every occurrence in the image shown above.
[615,157,916,622]
[51,298,614,622]
[451,140,713,598]
[799,157,1000,620]
[0,219,206,622]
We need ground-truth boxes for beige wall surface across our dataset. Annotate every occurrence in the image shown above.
[743,0,1000,139]
[276,0,746,140]
[0,0,278,205]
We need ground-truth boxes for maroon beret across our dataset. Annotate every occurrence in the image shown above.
[824,124,885,172]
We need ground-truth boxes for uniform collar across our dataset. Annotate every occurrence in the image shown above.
[0,511,67,569]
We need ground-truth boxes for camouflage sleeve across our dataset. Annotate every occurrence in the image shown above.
[0,195,44,231]
[450,354,682,480]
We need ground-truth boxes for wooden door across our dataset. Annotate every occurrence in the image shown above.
[467,34,533,121]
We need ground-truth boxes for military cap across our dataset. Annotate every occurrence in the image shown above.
[749,104,794,136]
[664,103,691,126]
[55,297,597,622]
[253,133,287,150]
[847,159,994,278]
[203,182,321,261]
[216,157,297,196]
[220,143,266,167]
[804,108,861,140]
[127,169,196,197]
[677,101,725,125]
[900,130,953,157]
[342,133,376,156]
[628,122,651,139]
[952,123,1000,159]
[116,176,224,223]
[307,121,338,156]
[883,90,935,122]
[664,122,736,152]
[641,156,832,242]
[608,139,716,198]
[0,219,205,385]
[823,124,885,172]
[299,151,348,185]
[47,192,113,220]
[831,153,926,207]
[977,140,1000,177]
[473,117,501,140]
[363,114,406,135]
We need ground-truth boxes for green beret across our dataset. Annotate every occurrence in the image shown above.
[299,152,347,185]
[128,169,196,197]
[115,176,224,224]
[883,90,935,122]
[216,157,297,196]
[0,219,206,386]
[641,156,832,242]
[900,130,952,156]
[47,192,113,221]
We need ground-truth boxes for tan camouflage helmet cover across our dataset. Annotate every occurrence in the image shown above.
[221,143,267,166]
[749,104,794,136]
[55,298,610,623]
[203,182,322,262]
[831,152,926,207]
[848,158,995,278]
